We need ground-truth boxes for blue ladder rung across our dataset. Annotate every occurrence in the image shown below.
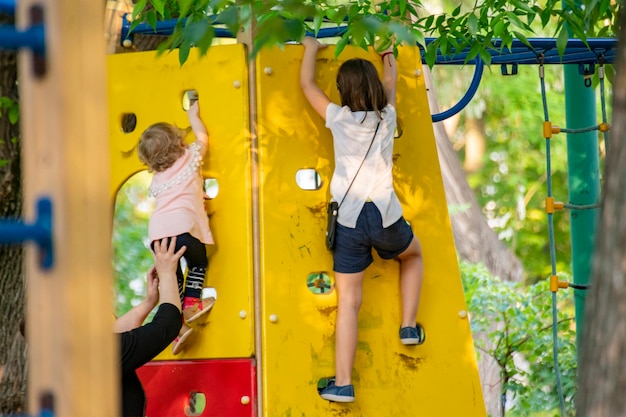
[0,0,15,15]
[0,197,54,269]
[0,24,45,54]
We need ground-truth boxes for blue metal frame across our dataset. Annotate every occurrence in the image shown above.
[0,0,15,15]
[119,17,616,122]
[0,198,54,269]
[432,57,484,123]
[0,24,45,54]
[120,16,616,65]
[121,14,235,44]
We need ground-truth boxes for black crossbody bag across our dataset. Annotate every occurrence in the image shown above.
[326,121,381,250]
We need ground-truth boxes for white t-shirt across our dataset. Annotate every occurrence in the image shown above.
[325,103,404,228]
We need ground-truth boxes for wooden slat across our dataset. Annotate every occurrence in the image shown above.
[17,1,117,416]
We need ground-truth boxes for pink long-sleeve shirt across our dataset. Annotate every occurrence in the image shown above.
[147,142,214,245]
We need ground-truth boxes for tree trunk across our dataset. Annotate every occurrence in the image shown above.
[0,13,26,414]
[424,67,524,417]
[463,116,486,173]
[576,9,626,416]
[424,68,524,283]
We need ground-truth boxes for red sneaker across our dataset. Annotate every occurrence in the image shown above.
[172,323,193,355]
[183,297,216,323]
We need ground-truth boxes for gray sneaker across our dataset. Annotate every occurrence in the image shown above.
[320,381,355,403]
[400,323,426,345]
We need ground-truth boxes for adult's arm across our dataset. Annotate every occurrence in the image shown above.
[113,267,159,333]
[117,237,185,372]
[120,303,181,373]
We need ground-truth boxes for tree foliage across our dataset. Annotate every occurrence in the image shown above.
[128,0,620,66]
[461,260,577,415]
[440,63,584,281]
[111,171,155,316]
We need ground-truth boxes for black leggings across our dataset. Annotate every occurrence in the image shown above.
[152,233,208,302]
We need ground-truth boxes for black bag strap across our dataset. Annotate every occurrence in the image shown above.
[337,121,381,209]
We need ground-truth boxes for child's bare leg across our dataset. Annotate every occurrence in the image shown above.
[334,271,365,387]
[396,237,423,328]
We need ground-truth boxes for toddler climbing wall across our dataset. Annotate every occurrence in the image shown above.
[107,42,486,416]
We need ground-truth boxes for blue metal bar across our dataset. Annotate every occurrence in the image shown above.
[119,15,617,64]
[121,13,234,45]
[432,57,484,122]
[0,198,54,269]
[0,0,15,15]
[0,24,45,53]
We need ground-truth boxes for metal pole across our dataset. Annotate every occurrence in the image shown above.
[563,63,600,349]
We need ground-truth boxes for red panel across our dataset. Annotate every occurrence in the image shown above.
[137,358,256,417]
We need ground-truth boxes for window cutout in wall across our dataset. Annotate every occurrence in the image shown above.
[306,272,333,294]
[121,113,137,133]
[395,118,404,139]
[182,90,199,111]
[184,391,206,417]
[296,169,323,191]
[112,170,154,317]
[204,178,219,199]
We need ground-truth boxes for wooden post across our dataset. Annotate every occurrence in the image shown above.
[17,1,117,416]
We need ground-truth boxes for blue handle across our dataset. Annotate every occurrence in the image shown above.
[0,198,54,269]
[0,24,45,54]
[0,0,15,15]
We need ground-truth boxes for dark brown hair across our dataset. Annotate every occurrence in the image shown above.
[336,58,388,120]
[137,122,186,172]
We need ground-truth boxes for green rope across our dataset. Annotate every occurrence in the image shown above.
[539,61,567,417]
[560,125,603,134]
[563,203,600,210]
[539,55,606,416]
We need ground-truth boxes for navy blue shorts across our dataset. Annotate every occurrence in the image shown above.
[333,202,414,273]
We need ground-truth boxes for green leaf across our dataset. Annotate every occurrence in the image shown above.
[151,0,167,16]
[556,25,569,57]
[132,0,148,21]
[350,17,366,45]
[284,18,305,43]
[313,13,322,35]
[178,0,193,15]
[178,41,191,65]
[216,5,239,34]
[8,106,19,124]
[184,19,209,44]
[361,15,382,35]
[334,35,349,58]
[505,11,529,31]
[509,0,534,14]
[0,159,8,168]
[512,31,532,49]
[468,13,478,36]
[413,28,425,49]
[424,14,434,30]
[146,9,157,29]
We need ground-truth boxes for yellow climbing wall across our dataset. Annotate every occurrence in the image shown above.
[256,45,485,416]
[107,42,486,416]
[108,45,255,359]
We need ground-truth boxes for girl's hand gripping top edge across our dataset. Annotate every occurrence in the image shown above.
[299,37,331,120]
[186,101,209,157]
[379,46,397,108]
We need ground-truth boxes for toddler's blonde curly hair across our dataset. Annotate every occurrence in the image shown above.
[138,122,187,172]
